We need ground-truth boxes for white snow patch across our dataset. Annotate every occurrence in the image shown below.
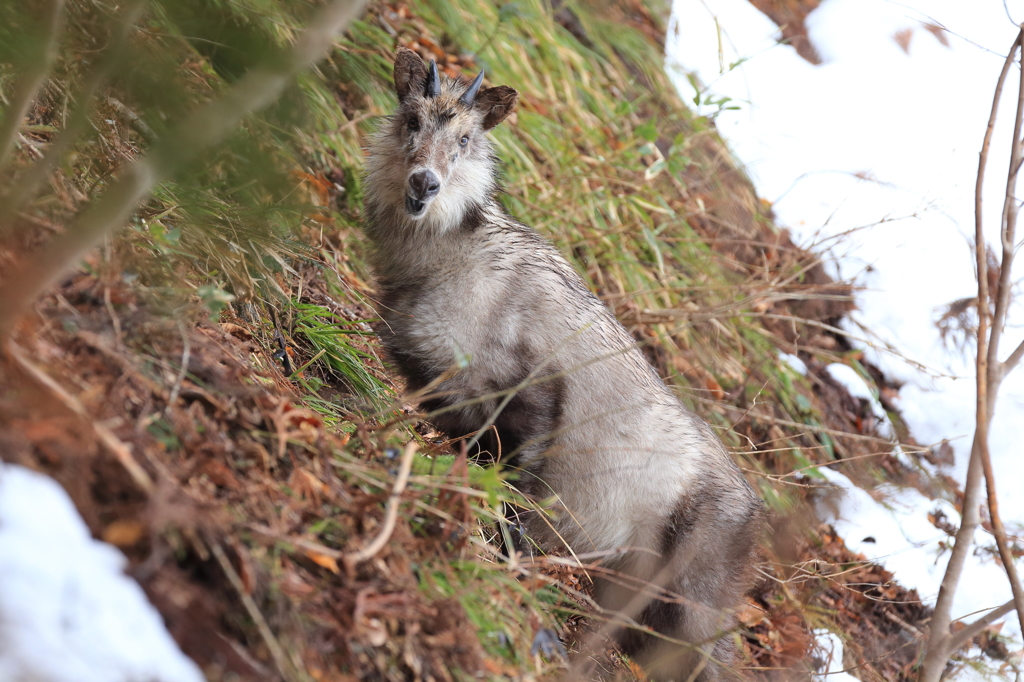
[665,0,1024,515]
[667,0,1024,657]
[0,463,204,682]
[778,352,808,375]
[811,629,860,682]
[815,467,1020,642]
[825,363,895,438]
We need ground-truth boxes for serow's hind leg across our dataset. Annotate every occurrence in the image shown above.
[629,595,738,682]
[611,490,762,681]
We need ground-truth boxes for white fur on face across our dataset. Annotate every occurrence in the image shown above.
[364,87,497,238]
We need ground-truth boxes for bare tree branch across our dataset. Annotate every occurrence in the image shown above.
[946,599,1016,653]
[920,28,1024,682]
[1003,336,1024,375]
[980,440,1024,637]
[920,441,988,682]
[990,29,1024,394]
[980,19,1024,645]
[0,0,367,340]
[0,0,65,169]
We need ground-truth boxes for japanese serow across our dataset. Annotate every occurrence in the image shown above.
[363,48,763,681]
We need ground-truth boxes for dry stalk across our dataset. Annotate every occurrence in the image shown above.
[920,27,1024,682]
[0,0,367,340]
[344,441,417,565]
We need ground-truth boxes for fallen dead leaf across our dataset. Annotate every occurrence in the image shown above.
[306,550,340,574]
[102,519,146,547]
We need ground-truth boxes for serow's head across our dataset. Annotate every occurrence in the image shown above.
[385,48,518,223]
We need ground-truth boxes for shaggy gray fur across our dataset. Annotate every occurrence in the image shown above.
[363,48,763,681]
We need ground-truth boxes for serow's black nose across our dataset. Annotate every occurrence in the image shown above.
[408,170,440,200]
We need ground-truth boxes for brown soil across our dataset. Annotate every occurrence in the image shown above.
[0,267,487,681]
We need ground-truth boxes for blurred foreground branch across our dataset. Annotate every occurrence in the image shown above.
[920,26,1024,682]
[0,0,368,340]
[0,0,64,168]
[0,0,146,229]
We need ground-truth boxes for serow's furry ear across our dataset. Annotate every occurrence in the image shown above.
[475,85,518,130]
[394,48,427,102]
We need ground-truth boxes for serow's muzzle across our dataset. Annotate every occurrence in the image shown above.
[406,169,440,215]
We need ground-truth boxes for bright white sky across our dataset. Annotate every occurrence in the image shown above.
[666,0,1024,672]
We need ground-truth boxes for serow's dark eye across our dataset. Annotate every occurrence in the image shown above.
[407,117,420,132]
[459,135,469,146]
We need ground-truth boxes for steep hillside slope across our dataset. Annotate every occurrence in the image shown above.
[0,0,989,679]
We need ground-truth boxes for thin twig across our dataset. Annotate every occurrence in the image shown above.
[344,441,417,564]
[246,525,344,559]
[336,111,374,134]
[209,540,295,682]
[16,133,45,160]
[980,478,1024,628]
[4,340,155,494]
[640,308,946,376]
[105,95,156,141]
[946,599,1016,653]
[166,320,191,412]
[0,0,368,340]
[103,287,122,346]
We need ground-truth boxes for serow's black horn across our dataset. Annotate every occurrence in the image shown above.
[426,60,441,97]
[459,70,485,105]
